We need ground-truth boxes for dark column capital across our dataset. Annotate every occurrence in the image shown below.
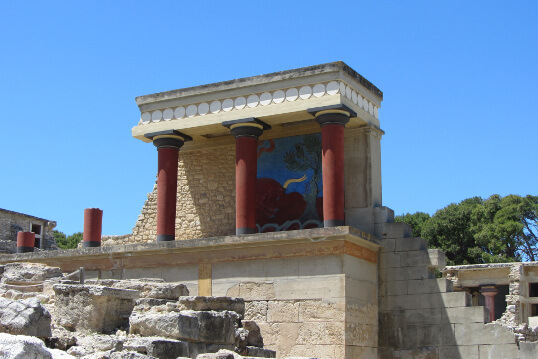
[145,130,192,149]
[223,118,271,138]
[308,104,355,127]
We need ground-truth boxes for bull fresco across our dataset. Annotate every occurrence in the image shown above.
[256,133,323,232]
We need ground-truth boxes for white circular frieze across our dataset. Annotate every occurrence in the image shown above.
[339,82,346,95]
[210,101,221,114]
[234,97,246,110]
[247,94,259,108]
[351,90,358,104]
[374,106,379,119]
[151,110,162,122]
[299,86,312,99]
[368,101,374,115]
[345,86,352,100]
[141,112,151,124]
[286,88,298,101]
[186,104,197,117]
[357,94,363,109]
[222,99,234,112]
[362,98,368,111]
[174,106,185,119]
[313,83,325,97]
[260,92,272,106]
[198,102,209,115]
[163,108,174,121]
[326,81,339,95]
[273,90,285,103]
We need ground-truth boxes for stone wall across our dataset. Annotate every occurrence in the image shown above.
[108,145,236,245]
[378,222,521,359]
[0,209,57,253]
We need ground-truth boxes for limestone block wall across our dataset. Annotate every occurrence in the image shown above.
[0,209,57,253]
[210,253,378,359]
[378,222,521,359]
[112,145,236,245]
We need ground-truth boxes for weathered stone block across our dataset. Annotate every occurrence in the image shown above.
[0,333,74,359]
[146,339,189,359]
[381,222,412,239]
[244,301,268,322]
[299,300,344,322]
[1,262,63,285]
[478,343,520,359]
[130,310,238,344]
[420,292,471,309]
[296,321,344,345]
[53,284,139,333]
[443,306,487,324]
[87,278,189,299]
[395,237,427,252]
[267,300,299,323]
[0,297,51,338]
[454,323,516,346]
[177,296,244,316]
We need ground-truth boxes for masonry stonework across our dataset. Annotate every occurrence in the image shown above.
[0,209,57,254]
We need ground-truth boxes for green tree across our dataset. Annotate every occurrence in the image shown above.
[394,212,431,237]
[53,230,83,249]
[397,195,537,265]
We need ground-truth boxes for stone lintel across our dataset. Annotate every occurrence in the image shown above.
[0,227,381,273]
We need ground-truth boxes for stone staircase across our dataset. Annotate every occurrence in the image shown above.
[378,221,522,359]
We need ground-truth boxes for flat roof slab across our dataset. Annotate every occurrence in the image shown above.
[132,62,384,149]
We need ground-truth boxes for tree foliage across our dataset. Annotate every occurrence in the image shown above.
[53,230,83,249]
[395,194,538,265]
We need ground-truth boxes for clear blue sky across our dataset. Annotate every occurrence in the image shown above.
[1,1,536,235]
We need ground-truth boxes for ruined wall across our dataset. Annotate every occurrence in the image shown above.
[106,145,236,245]
[378,222,521,359]
[0,210,57,253]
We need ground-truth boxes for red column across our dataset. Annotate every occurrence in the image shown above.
[481,285,498,323]
[83,208,103,247]
[147,131,189,241]
[223,118,270,235]
[235,136,258,234]
[156,147,180,241]
[315,111,350,227]
[17,231,35,253]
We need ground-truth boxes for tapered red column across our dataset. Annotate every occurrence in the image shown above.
[17,231,35,253]
[146,130,191,241]
[223,118,271,235]
[481,285,498,323]
[83,208,103,247]
[315,109,350,227]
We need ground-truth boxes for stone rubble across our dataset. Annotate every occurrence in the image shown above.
[0,262,283,359]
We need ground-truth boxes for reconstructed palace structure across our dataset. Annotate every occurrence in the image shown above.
[1,62,537,358]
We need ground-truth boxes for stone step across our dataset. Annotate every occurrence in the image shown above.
[381,222,413,239]
[443,306,488,324]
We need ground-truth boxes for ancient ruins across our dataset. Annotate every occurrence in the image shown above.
[1,62,537,358]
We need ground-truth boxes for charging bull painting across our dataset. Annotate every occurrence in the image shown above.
[256,133,323,232]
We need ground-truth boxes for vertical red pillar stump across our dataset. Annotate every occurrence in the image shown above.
[481,285,499,323]
[17,231,35,253]
[83,208,103,247]
[314,109,351,227]
[145,130,191,241]
[223,118,271,235]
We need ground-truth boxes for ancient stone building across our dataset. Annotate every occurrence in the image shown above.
[0,62,537,358]
[0,209,57,254]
